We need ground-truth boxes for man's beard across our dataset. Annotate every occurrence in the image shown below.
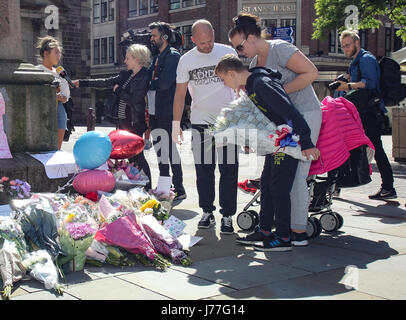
[151,40,163,55]
[346,47,357,58]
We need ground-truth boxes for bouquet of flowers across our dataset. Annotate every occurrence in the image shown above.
[58,222,96,273]
[0,217,28,300]
[129,188,170,222]
[12,197,62,262]
[140,215,192,266]
[23,250,63,295]
[0,177,31,200]
[108,159,150,187]
[94,208,171,270]
[207,91,307,160]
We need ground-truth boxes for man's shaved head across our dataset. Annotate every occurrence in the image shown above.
[192,19,214,37]
[191,19,215,54]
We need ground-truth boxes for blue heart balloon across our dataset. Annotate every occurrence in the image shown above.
[73,131,112,169]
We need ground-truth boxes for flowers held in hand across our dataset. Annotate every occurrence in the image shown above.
[207,91,307,160]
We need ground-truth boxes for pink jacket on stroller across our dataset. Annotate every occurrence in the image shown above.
[309,96,375,175]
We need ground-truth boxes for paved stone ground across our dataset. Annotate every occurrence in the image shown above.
[4,119,406,302]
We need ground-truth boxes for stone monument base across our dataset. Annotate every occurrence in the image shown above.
[0,153,73,204]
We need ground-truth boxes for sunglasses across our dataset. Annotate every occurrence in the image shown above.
[235,39,247,52]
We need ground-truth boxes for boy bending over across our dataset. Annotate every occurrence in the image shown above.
[215,54,320,251]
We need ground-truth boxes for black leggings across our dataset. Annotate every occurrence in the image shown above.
[118,116,152,190]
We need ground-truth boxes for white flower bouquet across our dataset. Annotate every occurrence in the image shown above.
[207,91,307,161]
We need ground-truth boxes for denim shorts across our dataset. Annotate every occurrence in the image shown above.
[57,101,67,130]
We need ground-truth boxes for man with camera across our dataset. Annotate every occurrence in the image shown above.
[334,29,396,200]
[148,22,186,201]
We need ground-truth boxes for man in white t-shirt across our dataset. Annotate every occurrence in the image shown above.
[172,19,239,234]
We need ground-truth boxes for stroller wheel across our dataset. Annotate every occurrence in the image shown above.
[335,212,344,230]
[237,211,257,231]
[320,212,340,233]
[306,217,321,239]
[246,210,260,227]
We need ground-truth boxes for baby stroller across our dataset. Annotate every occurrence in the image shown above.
[236,144,372,238]
[236,175,343,239]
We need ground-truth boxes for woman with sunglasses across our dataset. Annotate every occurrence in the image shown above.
[229,13,322,247]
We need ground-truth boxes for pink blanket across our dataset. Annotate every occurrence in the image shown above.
[309,96,375,175]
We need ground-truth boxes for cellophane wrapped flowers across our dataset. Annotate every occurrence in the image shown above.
[207,91,307,160]
[0,217,28,300]
[58,222,96,274]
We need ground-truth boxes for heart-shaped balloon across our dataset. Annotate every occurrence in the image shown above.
[109,129,145,159]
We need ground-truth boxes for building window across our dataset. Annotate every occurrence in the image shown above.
[101,0,108,22]
[139,0,148,15]
[101,38,108,64]
[329,29,343,54]
[93,39,100,65]
[93,0,101,24]
[181,25,193,51]
[108,0,115,21]
[129,0,138,17]
[170,0,205,10]
[170,0,180,9]
[359,29,368,50]
[385,27,392,56]
[150,0,159,13]
[109,37,115,64]
[182,0,194,7]
[129,0,158,16]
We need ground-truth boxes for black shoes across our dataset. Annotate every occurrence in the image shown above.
[173,191,187,201]
[197,213,235,234]
[236,226,267,245]
[220,216,234,234]
[369,188,397,200]
[291,232,309,247]
[198,212,216,229]
[253,232,292,252]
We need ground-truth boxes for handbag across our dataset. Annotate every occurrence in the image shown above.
[336,145,372,188]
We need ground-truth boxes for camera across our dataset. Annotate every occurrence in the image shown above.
[119,28,184,58]
[328,74,349,91]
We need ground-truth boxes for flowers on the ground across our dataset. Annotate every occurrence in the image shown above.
[58,222,96,273]
[0,177,31,199]
[0,217,28,300]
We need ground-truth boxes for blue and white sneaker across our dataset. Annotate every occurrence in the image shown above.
[253,232,292,252]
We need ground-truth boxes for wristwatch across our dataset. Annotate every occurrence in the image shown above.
[348,83,353,90]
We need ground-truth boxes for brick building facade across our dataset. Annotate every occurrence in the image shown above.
[20,0,92,121]
[85,0,405,121]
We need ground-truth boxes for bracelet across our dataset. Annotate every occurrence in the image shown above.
[348,83,352,90]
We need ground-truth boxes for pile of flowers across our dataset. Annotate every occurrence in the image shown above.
[1,181,192,299]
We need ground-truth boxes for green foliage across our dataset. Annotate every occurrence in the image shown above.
[313,0,406,42]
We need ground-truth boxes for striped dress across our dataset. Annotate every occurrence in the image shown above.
[118,73,135,119]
